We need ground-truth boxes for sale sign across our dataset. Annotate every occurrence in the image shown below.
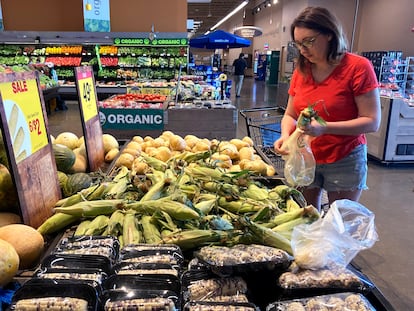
[0,70,61,228]
[0,78,48,163]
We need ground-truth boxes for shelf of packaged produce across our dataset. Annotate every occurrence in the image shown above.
[57,84,127,100]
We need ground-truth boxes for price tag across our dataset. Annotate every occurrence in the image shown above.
[77,70,98,122]
[74,66,105,172]
[0,78,48,163]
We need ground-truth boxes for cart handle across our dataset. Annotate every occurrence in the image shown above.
[239,106,285,119]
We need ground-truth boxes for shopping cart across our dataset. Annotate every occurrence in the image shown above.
[239,107,286,176]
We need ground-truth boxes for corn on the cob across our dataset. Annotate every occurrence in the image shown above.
[242,183,269,201]
[54,199,125,217]
[194,198,217,215]
[218,197,264,214]
[238,216,293,254]
[279,103,326,153]
[185,166,224,180]
[140,153,168,171]
[104,297,175,311]
[55,182,107,207]
[106,210,125,236]
[161,229,229,251]
[123,212,141,245]
[74,219,92,236]
[140,215,162,244]
[286,196,301,212]
[154,211,178,232]
[15,297,88,311]
[84,215,109,235]
[271,208,304,226]
[188,277,248,300]
[126,198,200,221]
[37,213,80,235]
[139,179,165,202]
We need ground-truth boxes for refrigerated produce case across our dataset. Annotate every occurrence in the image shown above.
[366,96,414,163]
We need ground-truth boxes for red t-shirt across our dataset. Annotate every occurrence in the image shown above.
[288,52,379,164]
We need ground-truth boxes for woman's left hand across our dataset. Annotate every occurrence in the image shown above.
[301,119,326,137]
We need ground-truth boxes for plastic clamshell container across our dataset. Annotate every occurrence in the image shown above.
[33,267,108,292]
[266,292,376,311]
[9,279,99,311]
[53,236,119,265]
[101,288,180,310]
[113,262,182,278]
[41,253,113,275]
[277,264,375,299]
[194,244,293,277]
[184,301,259,311]
[104,273,181,296]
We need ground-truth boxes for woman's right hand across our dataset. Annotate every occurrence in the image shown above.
[273,137,289,155]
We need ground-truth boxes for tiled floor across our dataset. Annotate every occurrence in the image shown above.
[48,77,414,311]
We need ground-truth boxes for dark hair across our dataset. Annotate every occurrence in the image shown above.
[239,53,245,58]
[291,7,348,74]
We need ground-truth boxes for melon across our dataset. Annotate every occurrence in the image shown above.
[54,132,79,150]
[0,212,22,227]
[53,144,76,173]
[0,239,19,287]
[0,224,44,269]
[102,134,119,154]
[63,173,93,197]
[0,164,19,212]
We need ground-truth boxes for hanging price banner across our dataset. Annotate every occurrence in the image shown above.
[0,78,48,163]
[76,69,98,122]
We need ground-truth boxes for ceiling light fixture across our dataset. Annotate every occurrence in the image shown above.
[209,0,249,32]
[252,0,274,15]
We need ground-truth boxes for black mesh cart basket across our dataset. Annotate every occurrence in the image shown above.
[240,107,286,176]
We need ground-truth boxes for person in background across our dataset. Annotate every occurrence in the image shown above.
[257,54,267,81]
[273,6,381,211]
[232,53,247,97]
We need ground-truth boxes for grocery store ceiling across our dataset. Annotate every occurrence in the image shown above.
[187,0,247,37]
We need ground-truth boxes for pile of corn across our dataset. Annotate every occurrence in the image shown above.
[37,147,320,255]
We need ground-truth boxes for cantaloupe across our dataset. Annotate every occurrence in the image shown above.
[102,134,119,154]
[0,239,19,287]
[0,224,44,269]
[54,132,79,150]
[0,212,22,227]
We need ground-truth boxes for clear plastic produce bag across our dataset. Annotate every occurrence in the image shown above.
[282,133,315,187]
[291,199,379,270]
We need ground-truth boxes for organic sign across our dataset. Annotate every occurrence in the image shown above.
[99,108,164,130]
[113,38,188,46]
[0,71,60,228]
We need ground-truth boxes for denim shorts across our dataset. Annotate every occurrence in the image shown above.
[308,144,368,192]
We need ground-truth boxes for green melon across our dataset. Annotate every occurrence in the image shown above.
[53,144,76,173]
[63,173,93,197]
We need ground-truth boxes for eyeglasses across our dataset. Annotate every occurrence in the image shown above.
[293,33,321,49]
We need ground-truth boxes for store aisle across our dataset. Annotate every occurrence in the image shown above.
[47,78,414,310]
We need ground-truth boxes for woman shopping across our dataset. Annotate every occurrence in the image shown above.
[273,7,381,211]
